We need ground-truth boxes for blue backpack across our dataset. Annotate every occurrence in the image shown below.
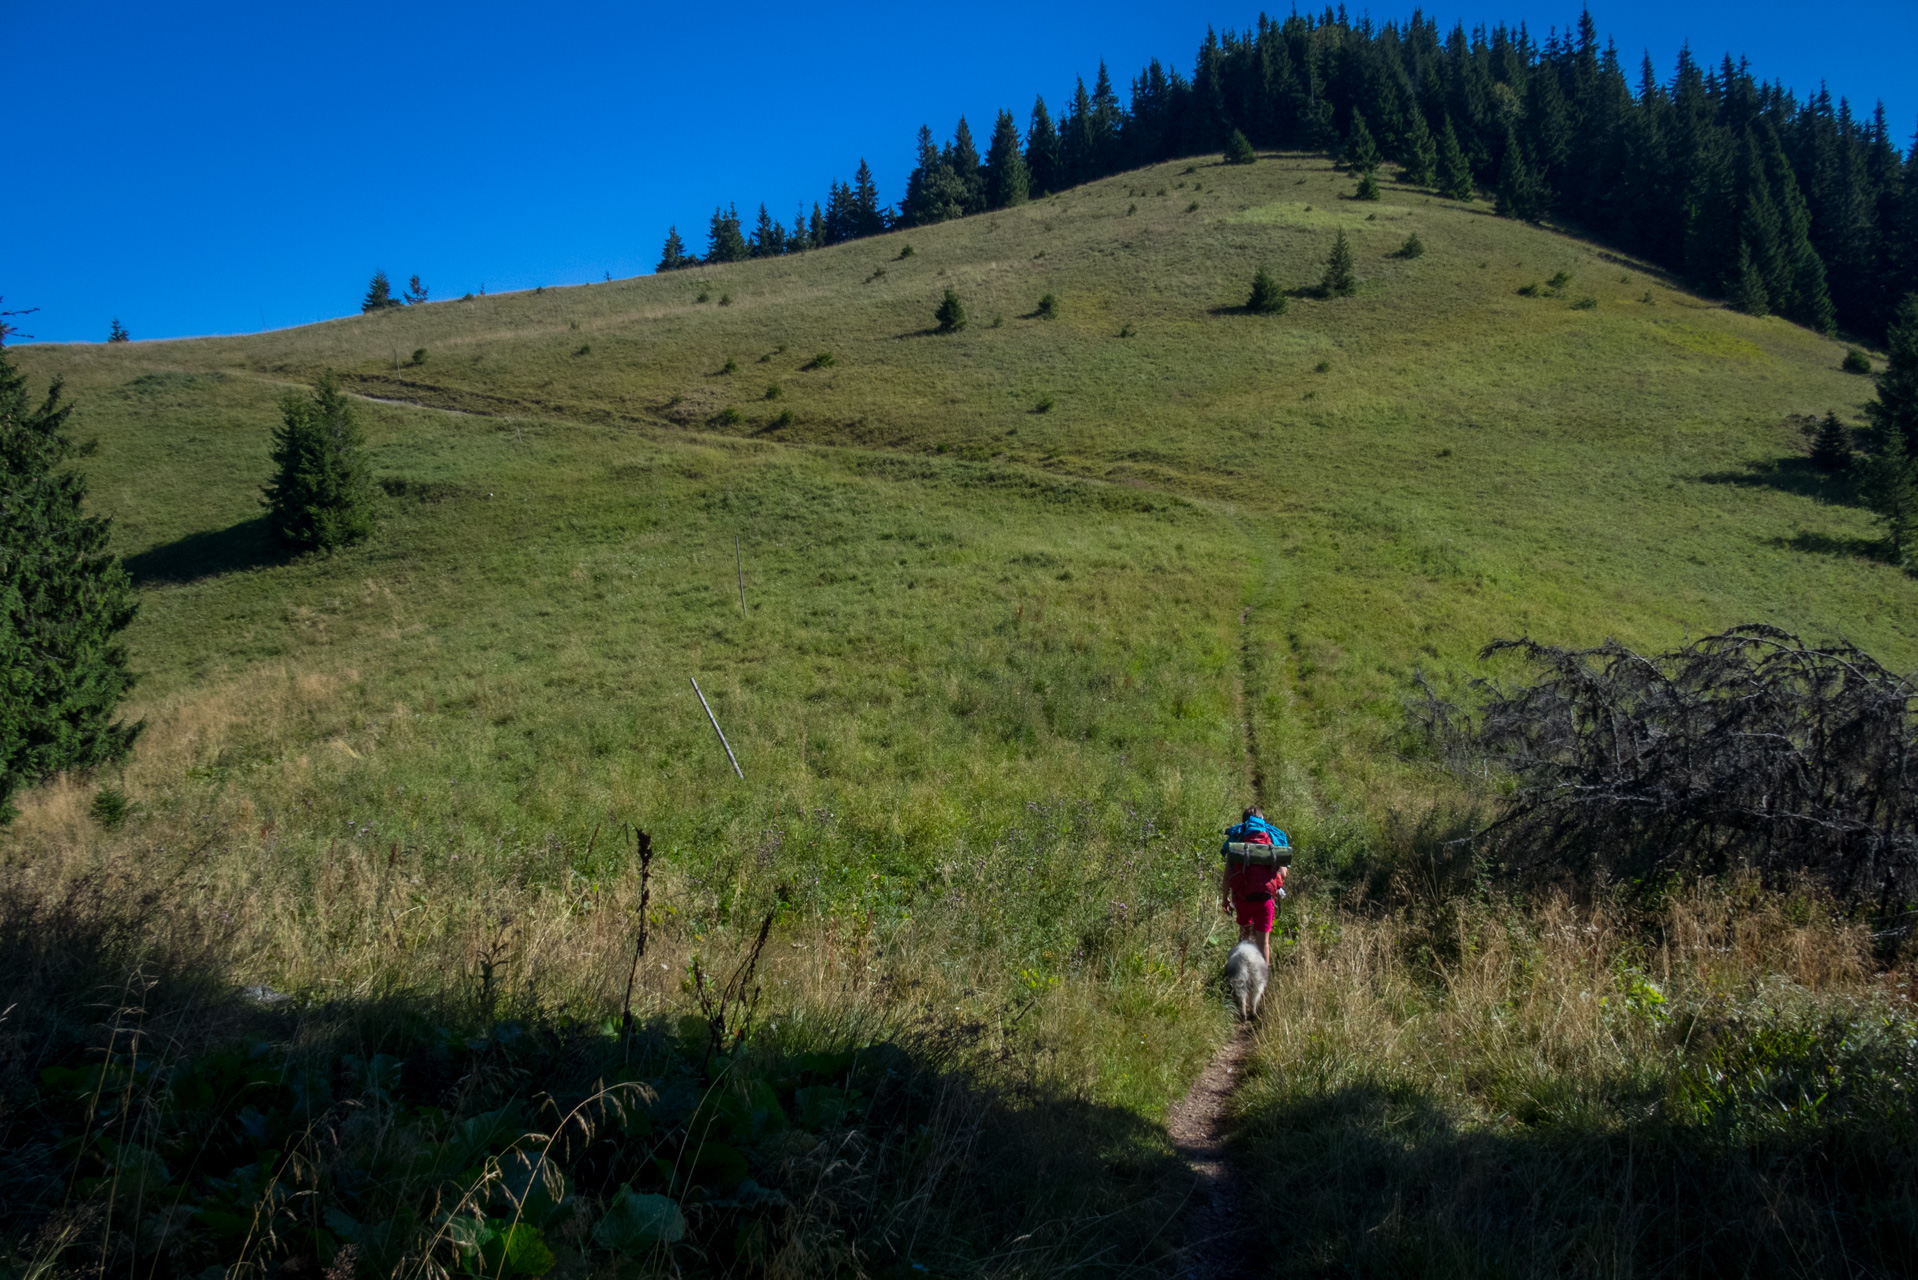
[1224,815,1289,847]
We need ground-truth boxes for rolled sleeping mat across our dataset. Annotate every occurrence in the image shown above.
[1222,841,1292,867]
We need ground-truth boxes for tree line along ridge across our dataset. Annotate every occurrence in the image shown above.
[656,6,1918,346]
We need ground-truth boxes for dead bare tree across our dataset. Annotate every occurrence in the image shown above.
[1422,626,1918,906]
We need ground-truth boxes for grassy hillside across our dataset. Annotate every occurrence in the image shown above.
[7,152,1915,1277]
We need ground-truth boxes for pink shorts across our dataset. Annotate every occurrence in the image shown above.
[1234,893,1275,933]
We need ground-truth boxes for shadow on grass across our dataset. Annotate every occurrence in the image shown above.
[123,516,291,586]
[1766,530,1889,561]
[1697,457,1867,508]
[1234,1077,1918,1278]
[1,874,1193,1279]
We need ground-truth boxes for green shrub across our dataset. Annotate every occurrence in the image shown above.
[1223,128,1257,166]
[576,343,591,356]
[1517,283,1542,297]
[1355,171,1381,201]
[722,357,738,374]
[1571,297,1597,310]
[1844,348,1873,374]
[714,407,742,426]
[765,383,783,400]
[1034,397,1054,414]
[1397,233,1425,259]
[411,347,428,364]
[898,243,915,259]
[1314,360,1332,373]
[935,289,967,333]
[719,293,733,306]
[1186,200,1200,213]
[804,352,835,370]
[772,409,796,428]
[1036,294,1059,320]
[696,291,710,303]
[1547,270,1573,292]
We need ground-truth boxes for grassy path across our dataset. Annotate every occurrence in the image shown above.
[1168,1026,1259,1277]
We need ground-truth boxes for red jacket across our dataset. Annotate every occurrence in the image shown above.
[1227,830,1285,900]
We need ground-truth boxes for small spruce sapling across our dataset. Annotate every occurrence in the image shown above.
[1224,128,1257,166]
[1843,348,1873,374]
[1355,171,1380,201]
[107,318,130,343]
[1398,232,1425,258]
[935,289,967,333]
[1320,230,1357,297]
[1035,293,1058,319]
[1811,412,1853,471]
[1246,267,1286,314]
[404,275,429,305]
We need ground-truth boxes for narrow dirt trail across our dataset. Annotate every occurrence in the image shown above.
[1168,1025,1258,1278]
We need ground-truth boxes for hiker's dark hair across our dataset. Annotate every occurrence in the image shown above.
[1242,806,1262,821]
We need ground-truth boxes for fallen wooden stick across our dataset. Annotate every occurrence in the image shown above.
[690,676,744,779]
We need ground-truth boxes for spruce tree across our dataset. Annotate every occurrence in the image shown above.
[1399,109,1437,187]
[1320,230,1357,297]
[1246,266,1286,313]
[852,160,886,237]
[264,372,376,552]
[706,205,749,263]
[361,270,399,312]
[1437,116,1475,201]
[934,289,967,333]
[1342,110,1381,173]
[1223,128,1257,166]
[1867,294,1918,565]
[1729,242,1770,316]
[1025,96,1062,198]
[1810,412,1853,471]
[657,226,691,271]
[1496,130,1548,222]
[107,318,129,343]
[404,275,429,305]
[948,119,985,215]
[0,345,140,821]
[985,110,1030,209]
[1355,171,1381,201]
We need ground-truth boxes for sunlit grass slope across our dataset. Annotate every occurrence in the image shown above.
[8,150,1913,1116]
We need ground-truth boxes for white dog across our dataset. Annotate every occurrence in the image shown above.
[1225,940,1269,1021]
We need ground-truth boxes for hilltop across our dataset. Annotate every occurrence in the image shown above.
[6,152,1915,1277]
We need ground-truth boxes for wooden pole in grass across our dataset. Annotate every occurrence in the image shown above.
[736,536,747,614]
[691,676,744,779]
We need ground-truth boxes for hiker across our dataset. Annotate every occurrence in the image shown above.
[1221,805,1288,962]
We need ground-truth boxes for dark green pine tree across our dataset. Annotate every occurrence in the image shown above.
[935,289,967,333]
[1728,242,1770,316]
[1355,171,1381,201]
[902,126,963,227]
[851,160,887,237]
[1246,266,1286,313]
[0,345,141,820]
[705,205,749,263]
[263,371,377,553]
[1496,129,1548,222]
[1868,294,1918,566]
[1437,116,1474,200]
[749,204,785,258]
[107,318,130,343]
[1025,96,1062,198]
[1223,127,1257,166]
[1398,109,1437,187]
[1810,412,1853,471]
[1342,110,1381,173]
[361,270,399,312]
[947,119,985,215]
[984,110,1030,209]
[1062,77,1097,186]
[1320,230,1357,297]
[656,226,691,272]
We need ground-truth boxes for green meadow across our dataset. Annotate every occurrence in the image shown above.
[8,153,1915,1276]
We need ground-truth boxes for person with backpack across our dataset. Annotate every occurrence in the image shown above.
[1221,806,1288,961]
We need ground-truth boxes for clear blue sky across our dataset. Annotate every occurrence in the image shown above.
[8,2,1915,344]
